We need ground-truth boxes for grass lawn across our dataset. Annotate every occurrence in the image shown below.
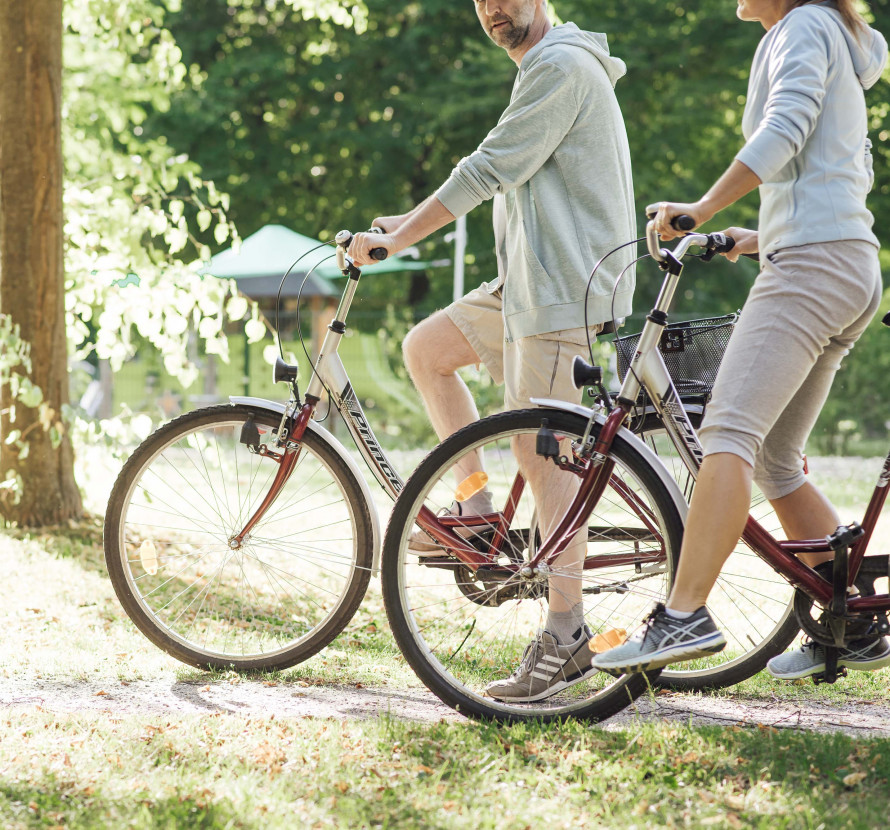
[1,452,890,828]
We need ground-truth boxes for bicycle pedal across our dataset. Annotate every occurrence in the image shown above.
[812,665,847,686]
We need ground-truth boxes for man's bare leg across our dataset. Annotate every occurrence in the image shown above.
[513,434,585,637]
[402,311,488,490]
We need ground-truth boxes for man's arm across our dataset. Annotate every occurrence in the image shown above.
[348,196,455,265]
[350,56,583,264]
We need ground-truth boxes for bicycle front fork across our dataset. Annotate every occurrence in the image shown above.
[229,399,317,547]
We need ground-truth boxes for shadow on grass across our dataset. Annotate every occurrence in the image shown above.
[371,716,890,828]
[0,777,241,830]
[6,513,107,576]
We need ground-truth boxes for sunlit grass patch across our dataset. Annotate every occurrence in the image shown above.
[1,711,889,829]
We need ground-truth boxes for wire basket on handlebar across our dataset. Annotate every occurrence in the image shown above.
[615,312,739,397]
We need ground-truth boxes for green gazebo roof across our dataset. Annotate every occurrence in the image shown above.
[205,224,433,298]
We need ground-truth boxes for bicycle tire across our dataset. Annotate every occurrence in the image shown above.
[634,411,799,689]
[104,405,373,670]
[381,408,682,722]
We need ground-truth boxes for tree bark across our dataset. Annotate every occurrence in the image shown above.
[0,0,82,525]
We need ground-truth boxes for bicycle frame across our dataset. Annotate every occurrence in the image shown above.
[529,221,890,619]
[416,218,890,635]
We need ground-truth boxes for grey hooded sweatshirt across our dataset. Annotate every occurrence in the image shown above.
[736,2,888,254]
[435,23,635,341]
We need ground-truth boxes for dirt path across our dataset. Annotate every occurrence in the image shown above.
[3,678,889,737]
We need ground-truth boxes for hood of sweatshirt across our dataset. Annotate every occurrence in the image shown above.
[521,22,627,87]
[813,2,888,89]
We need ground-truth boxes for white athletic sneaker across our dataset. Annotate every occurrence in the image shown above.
[590,603,726,673]
[766,636,890,680]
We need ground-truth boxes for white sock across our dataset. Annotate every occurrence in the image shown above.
[459,488,495,516]
[546,602,585,644]
[665,607,694,620]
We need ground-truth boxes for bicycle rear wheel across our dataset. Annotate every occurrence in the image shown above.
[634,409,798,688]
[381,408,683,722]
[104,405,373,670]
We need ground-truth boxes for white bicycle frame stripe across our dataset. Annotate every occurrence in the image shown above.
[621,342,705,477]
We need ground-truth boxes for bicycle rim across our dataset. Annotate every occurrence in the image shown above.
[382,409,681,722]
[104,406,372,670]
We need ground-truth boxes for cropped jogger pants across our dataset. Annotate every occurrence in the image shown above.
[699,239,882,500]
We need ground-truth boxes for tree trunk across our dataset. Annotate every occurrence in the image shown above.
[0,0,82,525]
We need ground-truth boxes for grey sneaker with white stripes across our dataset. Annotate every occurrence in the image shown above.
[484,626,597,702]
[766,635,890,680]
[590,603,726,674]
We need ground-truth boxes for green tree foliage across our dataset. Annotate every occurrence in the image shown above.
[153,0,770,318]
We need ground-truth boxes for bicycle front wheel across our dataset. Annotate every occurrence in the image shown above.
[381,408,683,723]
[104,405,373,670]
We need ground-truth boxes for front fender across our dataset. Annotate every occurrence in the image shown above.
[229,396,382,572]
[530,397,689,521]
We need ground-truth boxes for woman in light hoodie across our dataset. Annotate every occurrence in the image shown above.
[592,0,890,680]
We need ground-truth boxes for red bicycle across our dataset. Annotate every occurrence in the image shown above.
[380,216,889,722]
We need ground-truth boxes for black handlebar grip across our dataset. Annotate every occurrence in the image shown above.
[712,233,736,254]
[671,215,696,232]
[367,226,388,261]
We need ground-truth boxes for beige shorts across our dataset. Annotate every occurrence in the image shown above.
[444,283,602,410]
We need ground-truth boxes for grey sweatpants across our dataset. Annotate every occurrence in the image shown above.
[699,240,882,500]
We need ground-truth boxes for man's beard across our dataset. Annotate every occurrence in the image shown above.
[489,18,531,50]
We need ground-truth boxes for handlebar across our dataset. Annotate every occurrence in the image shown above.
[644,220,736,265]
[334,228,388,264]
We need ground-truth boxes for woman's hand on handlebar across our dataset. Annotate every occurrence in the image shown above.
[650,200,715,240]
[719,227,758,263]
[348,230,398,266]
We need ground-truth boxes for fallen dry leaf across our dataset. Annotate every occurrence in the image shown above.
[724,794,745,811]
[843,772,867,788]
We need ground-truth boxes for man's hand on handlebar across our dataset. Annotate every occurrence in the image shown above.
[348,230,398,266]
[648,200,716,240]
[718,227,758,263]
[371,214,406,234]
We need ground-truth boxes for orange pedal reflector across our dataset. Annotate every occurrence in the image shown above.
[589,628,627,653]
[139,539,159,576]
[455,471,489,502]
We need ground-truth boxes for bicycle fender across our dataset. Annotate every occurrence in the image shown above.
[529,397,689,521]
[228,396,383,572]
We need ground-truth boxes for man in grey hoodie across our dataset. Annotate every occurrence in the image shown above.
[349,0,635,701]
